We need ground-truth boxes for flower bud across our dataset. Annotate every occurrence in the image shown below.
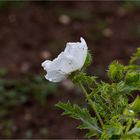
[108,61,124,82]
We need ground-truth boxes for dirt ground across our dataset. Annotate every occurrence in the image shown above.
[0,1,140,138]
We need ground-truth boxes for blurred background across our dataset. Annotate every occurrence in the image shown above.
[0,1,140,138]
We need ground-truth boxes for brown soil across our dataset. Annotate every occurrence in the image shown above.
[0,1,140,138]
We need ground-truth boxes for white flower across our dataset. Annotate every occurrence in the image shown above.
[41,37,88,82]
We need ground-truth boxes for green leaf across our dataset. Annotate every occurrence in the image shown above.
[85,130,97,138]
[123,108,135,117]
[125,65,140,71]
[101,123,124,139]
[130,47,140,64]
[56,101,101,138]
[130,96,140,114]
[121,134,139,140]
[127,121,140,136]
[108,61,124,82]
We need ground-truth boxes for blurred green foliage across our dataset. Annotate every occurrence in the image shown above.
[0,1,8,9]
[0,74,57,109]
[0,72,57,138]
[121,1,140,11]
[0,68,8,77]
[0,1,26,10]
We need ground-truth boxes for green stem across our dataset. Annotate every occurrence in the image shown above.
[79,81,104,128]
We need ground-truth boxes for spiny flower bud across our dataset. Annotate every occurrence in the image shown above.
[108,61,124,82]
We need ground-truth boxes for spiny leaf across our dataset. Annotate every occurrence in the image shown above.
[130,96,140,114]
[85,130,97,138]
[56,101,102,137]
[127,121,140,136]
[101,122,124,139]
[130,47,140,64]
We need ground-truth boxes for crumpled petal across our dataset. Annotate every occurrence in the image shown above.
[64,37,87,72]
[41,37,88,82]
[45,70,67,82]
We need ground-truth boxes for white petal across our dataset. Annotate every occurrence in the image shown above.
[42,53,67,82]
[42,52,65,72]
[45,70,67,82]
[64,37,87,70]
[41,60,52,71]
[41,37,88,82]
[80,37,87,46]
[58,54,79,74]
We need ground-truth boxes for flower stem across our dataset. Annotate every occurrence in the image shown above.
[79,81,104,128]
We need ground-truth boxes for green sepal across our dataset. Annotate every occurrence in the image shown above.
[71,72,97,87]
[83,51,92,69]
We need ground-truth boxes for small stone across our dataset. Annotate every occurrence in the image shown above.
[24,113,32,121]
[10,64,18,72]
[40,127,48,136]
[59,14,71,25]
[102,28,113,37]
[12,125,17,132]
[117,7,126,17]
[40,51,51,59]
[21,62,30,73]
[9,14,16,23]
[61,79,74,90]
